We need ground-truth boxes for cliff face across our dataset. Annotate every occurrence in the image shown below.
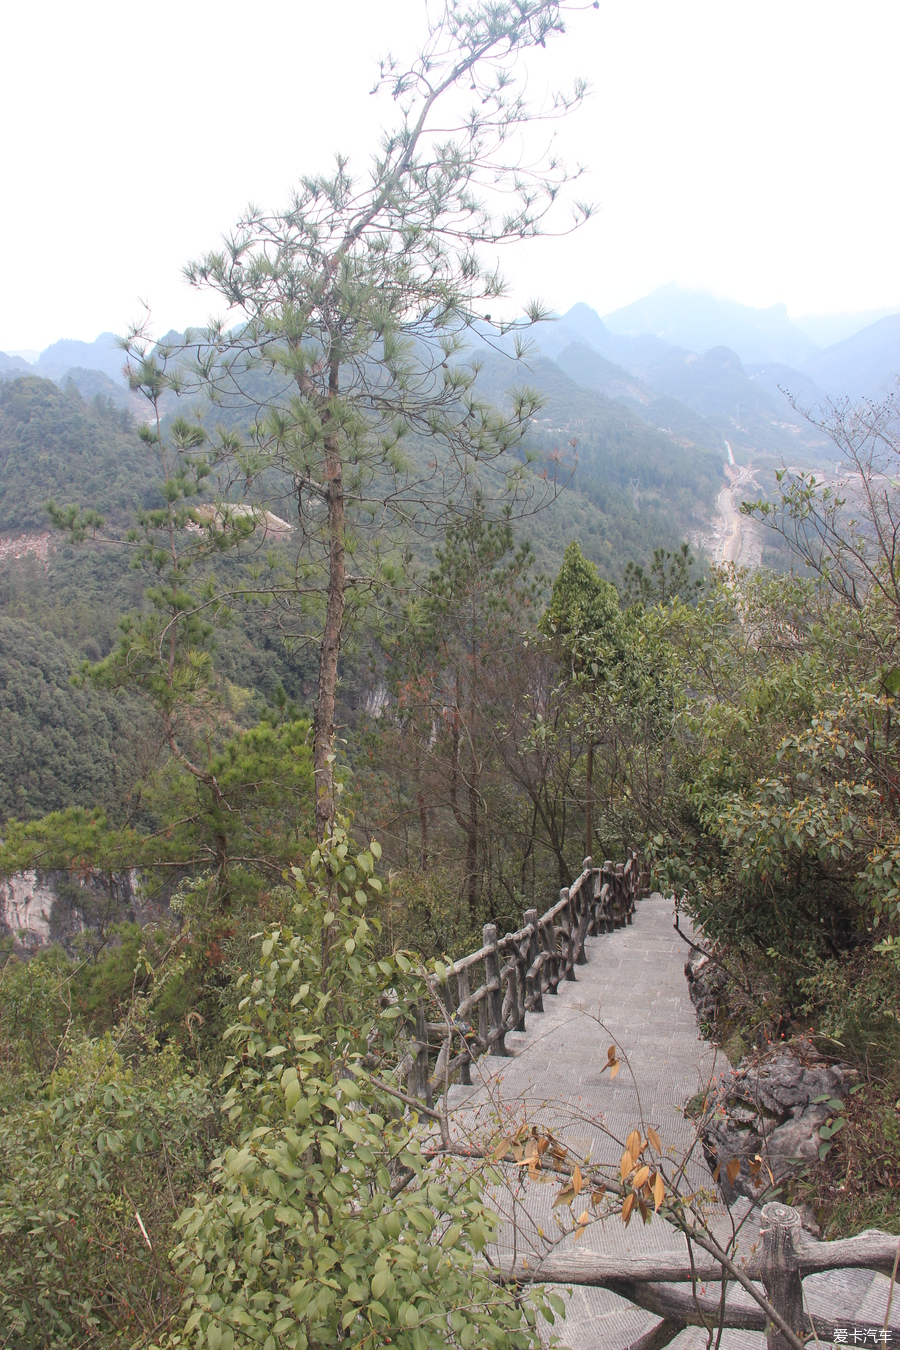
[0,868,145,950]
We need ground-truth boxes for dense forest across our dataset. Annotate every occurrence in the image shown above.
[0,5,897,1347]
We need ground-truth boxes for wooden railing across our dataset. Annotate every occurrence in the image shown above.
[408,851,650,1102]
[496,1201,900,1349]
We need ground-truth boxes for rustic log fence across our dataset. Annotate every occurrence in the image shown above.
[499,1202,900,1350]
[407,850,650,1103]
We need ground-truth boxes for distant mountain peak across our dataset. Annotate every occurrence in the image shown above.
[602,284,817,367]
[35,333,125,385]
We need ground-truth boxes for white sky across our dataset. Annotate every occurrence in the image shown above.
[3,0,899,352]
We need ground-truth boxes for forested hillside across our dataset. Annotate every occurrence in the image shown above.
[0,616,154,822]
[0,377,158,531]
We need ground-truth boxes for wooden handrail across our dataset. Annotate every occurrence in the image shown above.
[488,1207,899,1347]
[417,851,648,1094]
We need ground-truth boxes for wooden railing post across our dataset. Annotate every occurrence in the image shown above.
[601,861,614,930]
[587,867,599,937]
[540,913,561,995]
[574,859,591,963]
[615,862,626,927]
[523,908,543,1013]
[514,920,528,1031]
[455,965,472,1085]
[624,856,635,924]
[483,924,507,1056]
[560,888,577,981]
[760,1202,803,1350]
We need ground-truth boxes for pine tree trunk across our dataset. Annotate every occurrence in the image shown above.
[418,786,429,872]
[466,773,479,918]
[313,361,345,843]
[585,740,594,861]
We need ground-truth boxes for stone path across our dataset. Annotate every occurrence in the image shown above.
[444,894,899,1349]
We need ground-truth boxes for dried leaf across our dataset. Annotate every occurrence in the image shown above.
[632,1165,650,1191]
[621,1192,635,1225]
[552,1184,575,1208]
[638,1197,649,1223]
[511,1142,523,1162]
[626,1130,642,1158]
[620,1149,634,1181]
[726,1158,741,1186]
[572,1164,583,1196]
[574,1210,590,1241]
[551,1143,568,1163]
[647,1126,662,1153]
[653,1173,665,1211]
[537,1136,550,1156]
[591,1186,606,1207]
[610,1059,620,1080]
[607,1044,617,1064]
[712,1165,721,1182]
[490,1138,511,1163]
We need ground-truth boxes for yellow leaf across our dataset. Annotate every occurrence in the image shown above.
[647,1126,662,1153]
[572,1164,583,1196]
[638,1197,649,1223]
[573,1217,588,1241]
[726,1158,741,1186]
[653,1173,665,1211]
[610,1060,620,1080]
[620,1150,633,1180]
[626,1130,642,1158]
[621,1192,635,1225]
[577,1208,590,1226]
[491,1138,511,1163]
[632,1165,650,1191]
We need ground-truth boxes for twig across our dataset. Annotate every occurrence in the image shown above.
[369,1075,451,1148]
[123,1184,152,1251]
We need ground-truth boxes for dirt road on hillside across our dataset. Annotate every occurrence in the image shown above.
[713,462,763,567]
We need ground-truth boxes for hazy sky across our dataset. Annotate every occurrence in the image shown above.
[3,0,899,352]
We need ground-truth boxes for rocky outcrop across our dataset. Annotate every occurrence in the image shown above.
[695,1041,857,1206]
[0,868,145,951]
[684,951,728,1028]
[0,870,56,944]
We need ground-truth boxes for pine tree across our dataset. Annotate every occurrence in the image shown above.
[167,1,592,840]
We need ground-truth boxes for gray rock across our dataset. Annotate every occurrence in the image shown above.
[693,1040,857,1204]
[0,867,155,952]
[684,951,727,1027]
